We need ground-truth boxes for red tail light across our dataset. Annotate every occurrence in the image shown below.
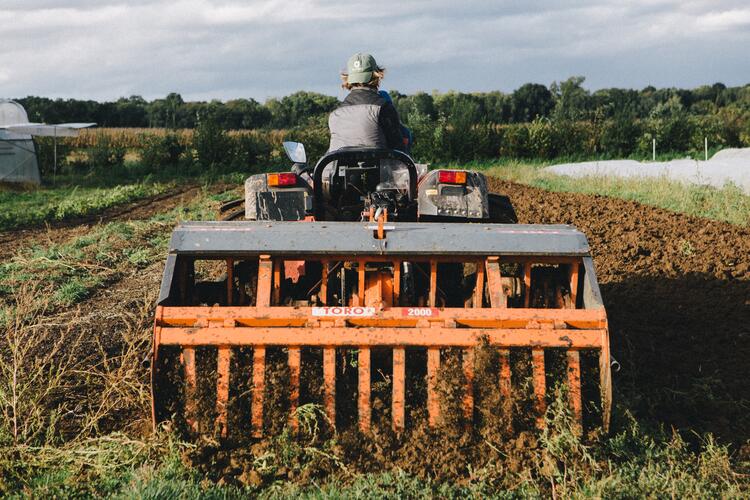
[267,172,297,187]
[437,170,467,184]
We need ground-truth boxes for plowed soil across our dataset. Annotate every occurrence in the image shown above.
[487,178,750,442]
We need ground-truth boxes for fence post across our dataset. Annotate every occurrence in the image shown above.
[652,138,656,161]
[704,137,708,161]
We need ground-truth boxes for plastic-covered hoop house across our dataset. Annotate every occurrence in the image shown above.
[0,100,40,184]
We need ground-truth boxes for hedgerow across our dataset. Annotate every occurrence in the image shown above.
[42,111,750,175]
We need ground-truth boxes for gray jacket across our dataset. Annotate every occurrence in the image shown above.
[328,88,403,151]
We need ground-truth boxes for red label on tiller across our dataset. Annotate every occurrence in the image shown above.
[401,307,439,317]
[312,306,375,317]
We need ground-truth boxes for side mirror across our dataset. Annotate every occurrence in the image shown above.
[283,141,307,164]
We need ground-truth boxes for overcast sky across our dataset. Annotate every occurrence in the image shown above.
[2,1,749,102]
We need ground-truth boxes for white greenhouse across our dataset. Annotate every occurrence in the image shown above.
[0,100,40,184]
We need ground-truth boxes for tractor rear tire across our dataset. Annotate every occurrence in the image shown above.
[488,193,518,223]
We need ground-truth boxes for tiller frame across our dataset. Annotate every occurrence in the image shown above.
[152,221,611,437]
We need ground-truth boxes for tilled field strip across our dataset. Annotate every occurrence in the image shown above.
[489,178,750,444]
[0,183,238,322]
[0,185,205,261]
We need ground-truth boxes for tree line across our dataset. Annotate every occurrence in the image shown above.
[17,77,749,130]
[24,77,750,172]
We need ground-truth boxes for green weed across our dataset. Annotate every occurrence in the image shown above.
[0,182,173,231]
[0,185,234,318]
[53,276,98,305]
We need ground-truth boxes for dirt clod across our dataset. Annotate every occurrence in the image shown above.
[238,469,263,488]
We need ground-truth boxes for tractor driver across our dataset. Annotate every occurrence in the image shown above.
[328,52,409,152]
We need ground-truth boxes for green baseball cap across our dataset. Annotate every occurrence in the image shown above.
[346,52,382,84]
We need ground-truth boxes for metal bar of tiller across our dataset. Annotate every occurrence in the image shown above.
[356,260,366,306]
[171,252,584,265]
[499,348,512,433]
[393,260,401,306]
[252,346,265,437]
[324,347,336,428]
[381,270,393,306]
[178,258,192,303]
[256,255,272,307]
[272,258,282,305]
[393,347,406,431]
[532,349,546,429]
[567,350,582,433]
[358,347,371,432]
[463,348,474,424]
[216,347,231,437]
[427,347,440,426]
[486,257,506,308]
[158,306,606,326]
[288,347,301,431]
[226,258,233,306]
[182,347,198,432]
[320,261,328,305]
[429,260,437,307]
[600,328,613,432]
[474,260,485,308]
[365,271,382,308]
[160,327,605,348]
[523,263,532,308]
[569,261,580,308]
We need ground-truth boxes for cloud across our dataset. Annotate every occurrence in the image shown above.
[0,0,748,101]
[700,8,750,32]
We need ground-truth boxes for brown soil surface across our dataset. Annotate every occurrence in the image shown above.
[487,179,750,442]
[0,185,203,261]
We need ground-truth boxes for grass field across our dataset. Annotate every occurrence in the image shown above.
[0,166,248,232]
[0,182,176,231]
[1,160,748,497]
